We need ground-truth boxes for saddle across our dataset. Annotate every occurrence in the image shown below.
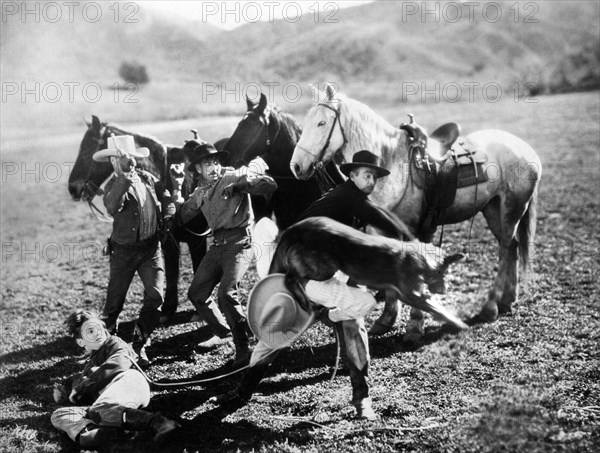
[400,115,488,235]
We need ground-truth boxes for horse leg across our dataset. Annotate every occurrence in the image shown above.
[403,307,425,343]
[368,293,399,336]
[479,195,523,320]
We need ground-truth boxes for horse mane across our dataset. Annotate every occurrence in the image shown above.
[264,105,303,174]
[320,90,405,167]
[269,105,302,144]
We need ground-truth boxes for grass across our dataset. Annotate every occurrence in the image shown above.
[1,91,599,452]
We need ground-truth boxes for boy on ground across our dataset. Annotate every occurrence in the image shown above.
[51,310,179,449]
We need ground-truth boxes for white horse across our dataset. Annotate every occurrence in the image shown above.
[291,85,541,338]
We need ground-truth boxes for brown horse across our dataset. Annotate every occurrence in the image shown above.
[291,85,541,338]
[269,216,466,330]
[68,115,209,318]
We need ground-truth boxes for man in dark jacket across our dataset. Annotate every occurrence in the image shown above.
[94,135,172,367]
[51,310,178,448]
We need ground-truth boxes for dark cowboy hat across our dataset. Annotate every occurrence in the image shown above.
[185,140,229,172]
[339,150,390,178]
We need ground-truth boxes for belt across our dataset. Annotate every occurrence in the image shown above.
[113,233,159,248]
[210,226,251,246]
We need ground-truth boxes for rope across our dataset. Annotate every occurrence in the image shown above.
[269,415,447,432]
[128,355,251,388]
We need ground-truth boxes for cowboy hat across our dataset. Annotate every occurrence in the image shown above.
[247,274,317,350]
[92,135,150,162]
[185,140,229,172]
[339,150,390,178]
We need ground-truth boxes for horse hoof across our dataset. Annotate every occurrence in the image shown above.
[498,304,513,315]
[477,304,499,322]
[368,320,395,336]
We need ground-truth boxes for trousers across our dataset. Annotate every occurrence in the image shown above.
[248,274,376,403]
[187,236,254,347]
[102,238,164,341]
[51,370,150,442]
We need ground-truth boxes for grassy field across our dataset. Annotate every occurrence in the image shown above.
[1,91,599,452]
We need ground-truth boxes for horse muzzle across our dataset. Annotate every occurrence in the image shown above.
[68,181,85,201]
[290,161,314,180]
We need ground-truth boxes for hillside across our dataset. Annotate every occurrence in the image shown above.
[1,1,598,132]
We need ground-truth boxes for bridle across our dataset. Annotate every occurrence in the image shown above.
[80,126,114,222]
[293,102,348,193]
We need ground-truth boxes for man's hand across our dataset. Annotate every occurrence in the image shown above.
[222,181,249,199]
[53,383,68,404]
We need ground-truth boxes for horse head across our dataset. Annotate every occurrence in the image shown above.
[225,92,275,168]
[291,84,347,180]
[68,115,113,201]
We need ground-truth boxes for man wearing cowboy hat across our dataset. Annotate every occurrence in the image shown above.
[94,135,172,368]
[211,150,413,420]
[173,139,277,367]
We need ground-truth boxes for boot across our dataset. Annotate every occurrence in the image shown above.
[232,344,251,368]
[132,324,151,368]
[209,363,271,411]
[124,409,180,442]
[231,319,251,367]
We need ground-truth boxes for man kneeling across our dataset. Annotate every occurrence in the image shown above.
[210,273,379,420]
[51,310,179,448]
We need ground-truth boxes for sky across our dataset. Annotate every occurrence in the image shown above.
[143,0,373,30]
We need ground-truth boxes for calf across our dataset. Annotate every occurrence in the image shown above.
[269,216,466,329]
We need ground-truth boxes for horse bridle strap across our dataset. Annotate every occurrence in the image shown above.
[314,102,348,166]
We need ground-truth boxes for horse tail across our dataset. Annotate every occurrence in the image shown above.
[517,187,538,277]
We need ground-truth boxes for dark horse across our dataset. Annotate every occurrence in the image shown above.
[224,93,344,230]
[68,115,209,318]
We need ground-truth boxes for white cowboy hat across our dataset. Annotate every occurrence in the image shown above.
[92,135,150,162]
[247,274,317,350]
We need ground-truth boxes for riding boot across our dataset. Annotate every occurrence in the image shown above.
[232,318,251,367]
[194,302,231,338]
[132,323,151,369]
[210,362,271,412]
[123,409,180,442]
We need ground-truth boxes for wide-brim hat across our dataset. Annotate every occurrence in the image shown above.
[247,273,317,351]
[185,140,229,172]
[339,150,390,178]
[92,135,150,162]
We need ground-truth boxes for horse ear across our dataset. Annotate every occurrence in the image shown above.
[91,115,102,132]
[257,92,268,114]
[84,115,92,127]
[246,95,254,111]
[325,83,336,100]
